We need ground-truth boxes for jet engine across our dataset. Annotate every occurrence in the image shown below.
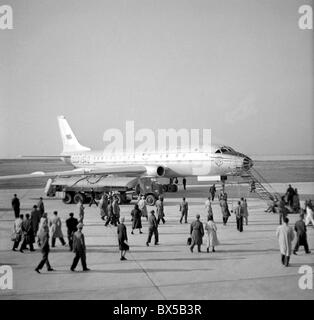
[145,165,166,177]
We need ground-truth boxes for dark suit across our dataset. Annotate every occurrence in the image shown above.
[20,219,34,251]
[12,197,20,218]
[71,231,88,270]
[36,231,52,270]
[66,217,78,251]
[147,214,159,244]
[294,220,310,253]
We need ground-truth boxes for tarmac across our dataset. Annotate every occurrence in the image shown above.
[0,184,313,300]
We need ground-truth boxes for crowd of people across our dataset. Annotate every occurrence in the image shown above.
[10,184,313,272]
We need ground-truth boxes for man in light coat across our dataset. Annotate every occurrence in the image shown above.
[276,217,295,267]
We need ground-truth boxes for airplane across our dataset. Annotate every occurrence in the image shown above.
[0,116,253,192]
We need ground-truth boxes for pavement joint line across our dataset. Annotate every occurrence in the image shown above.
[107,223,167,301]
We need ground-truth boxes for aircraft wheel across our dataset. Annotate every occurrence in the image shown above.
[146,194,156,206]
[170,184,178,192]
[73,193,85,204]
[62,192,73,204]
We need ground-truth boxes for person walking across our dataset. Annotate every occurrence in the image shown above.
[179,197,189,224]
[66,213,79,251]
[241,198,249,226]
[131,204,143,234]
[12,194,20,219]
[278,196,289,225]
[209,184,216,201]
[99,193,108,221]
[293,214,311,255]
[78,200,85,223]
[276,217,295,267]
[88,188,98,207]
[70,223,90,271]
[205,216,219,253]
[305,200,314,227]
[49,211,66,247]
[35,223,54,273]
[292,189,300,213]
[235,201,244,232]
[156,196,165,224]
[112,195,120,225]
[12,214,23,251]
[146,210,159,246]
[286,184,295,207]
[138,195,148,221]
[190,214,204,253]
[182,178,187,190]
[20,213,35,252]
[37,197,45,216]
[205,197,213,221]
[220,198,230,225]
[117,217,129,261]
[31,205,41,238]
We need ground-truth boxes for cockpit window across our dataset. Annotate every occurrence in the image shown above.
[215,149,222,154]
[215,146,237,154]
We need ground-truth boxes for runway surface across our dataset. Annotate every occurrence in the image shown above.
[0,185,313,300]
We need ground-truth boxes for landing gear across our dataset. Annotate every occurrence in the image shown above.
[162,178,179,193]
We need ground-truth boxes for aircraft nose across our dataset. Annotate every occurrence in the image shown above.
[243,156,253,170]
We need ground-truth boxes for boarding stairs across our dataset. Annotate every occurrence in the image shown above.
[241,168,281,202]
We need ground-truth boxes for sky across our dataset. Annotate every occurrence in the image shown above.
[0,0,313,157]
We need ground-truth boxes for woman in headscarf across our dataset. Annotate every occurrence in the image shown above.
[131,204,142,234]
[138,195,148,221]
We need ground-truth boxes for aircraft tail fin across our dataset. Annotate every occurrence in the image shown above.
[57,116,91,155]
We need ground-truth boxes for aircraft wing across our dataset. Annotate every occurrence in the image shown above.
[0,166,147,180]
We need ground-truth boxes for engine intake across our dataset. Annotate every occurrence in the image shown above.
[145,166,166,177]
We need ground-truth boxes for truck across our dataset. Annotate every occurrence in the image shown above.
[44,175,163,206]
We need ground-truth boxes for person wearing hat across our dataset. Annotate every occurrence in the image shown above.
[293,213,311,255]
[70,223,90,271]
[146,210,159,246]
[66,213,79,251]
[190,214,204,253]
[117,217,129,260]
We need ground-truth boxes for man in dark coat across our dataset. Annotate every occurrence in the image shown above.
[88,188,98,207]
[182,178,187,190]
[37,197,45,216]
[190,214,204,253]
[12,194,20,219]
[131,204,142,234]
[20,213,35,252]
[66,212,79,251]
[35,224,54,273]
[117,217,129,260]
[209,184,216,201]
[293,214,311,255]
[179,197,189,224]
[235,201,244,232]
[31,205,41,237]
[278,196,288,225]
[286,184,295,207]
[71,223,90,271]
[146,210,159,246]
[156,196,165,224]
